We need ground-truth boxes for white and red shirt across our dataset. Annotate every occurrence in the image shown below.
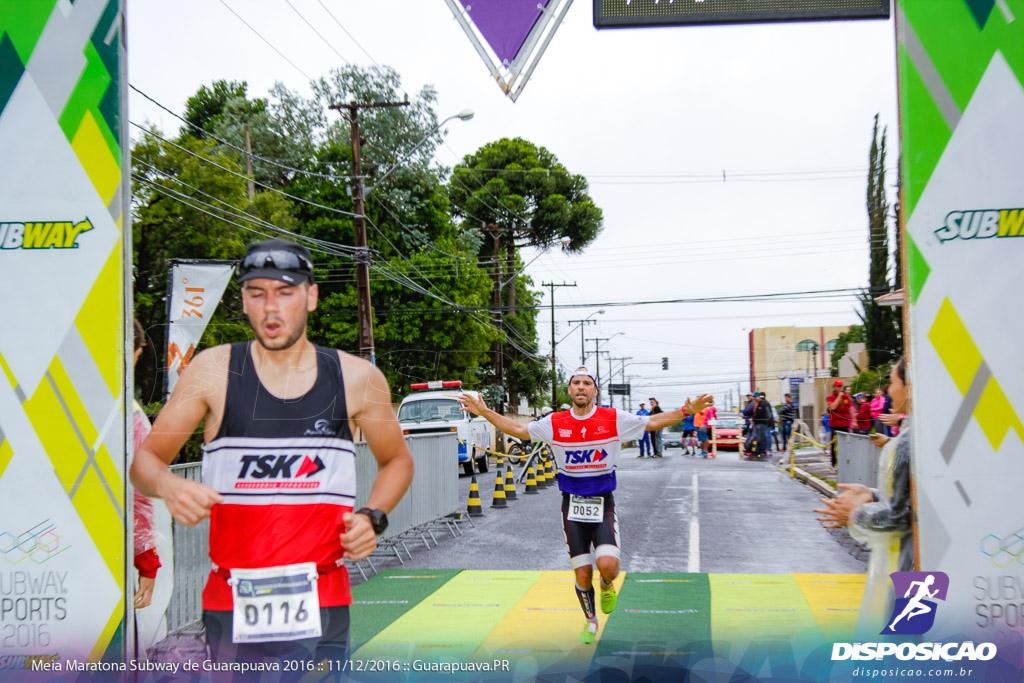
[528,406,649,495]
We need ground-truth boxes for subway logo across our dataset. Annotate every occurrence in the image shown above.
[934,209,1024,243]
[0,220,94,250]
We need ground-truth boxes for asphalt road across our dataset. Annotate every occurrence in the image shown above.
[354,444,865,582]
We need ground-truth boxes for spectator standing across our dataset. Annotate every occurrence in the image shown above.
[750,393,773,458]
[855,393,873,435]
[635,403,651,457]
[648,398,665,457]
[869,388,886,433]
[826,380,854,467]
[778,394,798,451]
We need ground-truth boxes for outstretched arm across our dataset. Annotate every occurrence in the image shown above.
[646,394,712,431]
[457,393,531,440]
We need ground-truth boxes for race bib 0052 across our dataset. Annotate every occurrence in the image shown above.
[567,495,604,523]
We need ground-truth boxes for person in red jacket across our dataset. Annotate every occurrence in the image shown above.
[855,393,873,435]
[827,380,854,467]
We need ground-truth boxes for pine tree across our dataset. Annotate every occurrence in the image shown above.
[862,114,899,367]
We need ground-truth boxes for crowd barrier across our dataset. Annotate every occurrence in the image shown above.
[163,433,460,633]
[835,431,879,487]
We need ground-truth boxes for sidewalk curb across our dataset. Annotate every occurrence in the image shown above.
[783,465,836,498]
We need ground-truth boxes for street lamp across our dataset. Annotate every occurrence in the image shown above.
[365,109,474,196]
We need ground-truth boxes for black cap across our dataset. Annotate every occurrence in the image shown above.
[238,239,314,285]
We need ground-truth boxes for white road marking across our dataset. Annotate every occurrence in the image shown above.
[688,473,700,573]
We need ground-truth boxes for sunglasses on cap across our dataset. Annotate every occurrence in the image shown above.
[239,249,313,279]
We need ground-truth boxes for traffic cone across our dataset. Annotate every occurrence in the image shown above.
[504,465,518,500]
[467,476,484,517]
[544,456,555,487]
[535,457,548,488]
[496,454,504,470]
[490,470,507,508]
[524,466,538,494]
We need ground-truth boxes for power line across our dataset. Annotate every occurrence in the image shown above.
[217,0,312,81]
[283,0,350,66]
[313,0,381,67]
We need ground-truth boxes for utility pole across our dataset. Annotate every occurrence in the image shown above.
[587,337,611,405]
[543,281,575,408]
[569,318,598,365]
[329,99,410,363]
[243,125,255,201]
[484,223,509,412]
[608,356,632,409]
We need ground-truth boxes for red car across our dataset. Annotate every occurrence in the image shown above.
[709,417,744,451]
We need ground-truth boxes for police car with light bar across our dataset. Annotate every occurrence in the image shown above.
[397,381,493,476]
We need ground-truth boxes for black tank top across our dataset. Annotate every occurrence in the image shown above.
[214,341,353,441]
[199,342,358,609]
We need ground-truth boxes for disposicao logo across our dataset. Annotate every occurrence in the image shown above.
[832,571,997,662]
[883,571,948,635]
[934,209,1024,243]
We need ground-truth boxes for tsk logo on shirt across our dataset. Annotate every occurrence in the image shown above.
[564,448,609,468]
[235,454,326,489]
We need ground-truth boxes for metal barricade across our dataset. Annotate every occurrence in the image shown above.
[165,462,210,634]
[835,431,878,487]
[162,433,459,634]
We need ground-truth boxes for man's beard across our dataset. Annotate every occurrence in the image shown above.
[252,313,307,351]
[572,393,592,408]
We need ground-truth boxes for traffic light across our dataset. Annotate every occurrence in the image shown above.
[661,357,668,370]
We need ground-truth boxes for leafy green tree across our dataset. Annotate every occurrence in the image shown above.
[830,325,865,377]
[131,129,254,402]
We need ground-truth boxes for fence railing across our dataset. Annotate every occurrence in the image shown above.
[164,433,460,633]
[835,431,878,487]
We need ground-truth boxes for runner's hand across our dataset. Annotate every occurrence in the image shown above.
[158,475,222,527]
[340,512,377,561]
[457,393,486,416]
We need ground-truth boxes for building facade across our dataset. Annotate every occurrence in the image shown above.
[747,325,852,405]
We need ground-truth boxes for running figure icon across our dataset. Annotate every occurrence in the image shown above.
[888,574,939,632]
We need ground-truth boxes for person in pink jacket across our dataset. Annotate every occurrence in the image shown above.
[869,387,887,433]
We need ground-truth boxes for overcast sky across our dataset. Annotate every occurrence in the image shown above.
[128,1,901,410]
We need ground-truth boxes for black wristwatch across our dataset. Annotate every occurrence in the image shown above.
[355,507,388,535]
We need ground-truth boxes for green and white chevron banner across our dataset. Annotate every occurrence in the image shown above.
[899,0,1024,645]
[0,0,129,668]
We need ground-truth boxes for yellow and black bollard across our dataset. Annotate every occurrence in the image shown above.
[524,465,538,494]
[467,476,484,517]
[490,470,507,508]
[504,465,518,500]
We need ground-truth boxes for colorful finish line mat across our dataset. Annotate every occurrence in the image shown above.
[348,570,866,681]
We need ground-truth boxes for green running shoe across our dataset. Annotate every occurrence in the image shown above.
[578,620,598,645]
[600,582,618,614]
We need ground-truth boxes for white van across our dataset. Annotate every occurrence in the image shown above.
[397,381,492,476]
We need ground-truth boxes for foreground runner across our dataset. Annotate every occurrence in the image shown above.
[459,368,709,644]
[131,238,414,675]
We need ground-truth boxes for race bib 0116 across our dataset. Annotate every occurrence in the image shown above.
[229,563,322,643]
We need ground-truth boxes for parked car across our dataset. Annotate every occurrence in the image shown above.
[663,431,683,449]
[397,381,491,476]
[709,416,744,450]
